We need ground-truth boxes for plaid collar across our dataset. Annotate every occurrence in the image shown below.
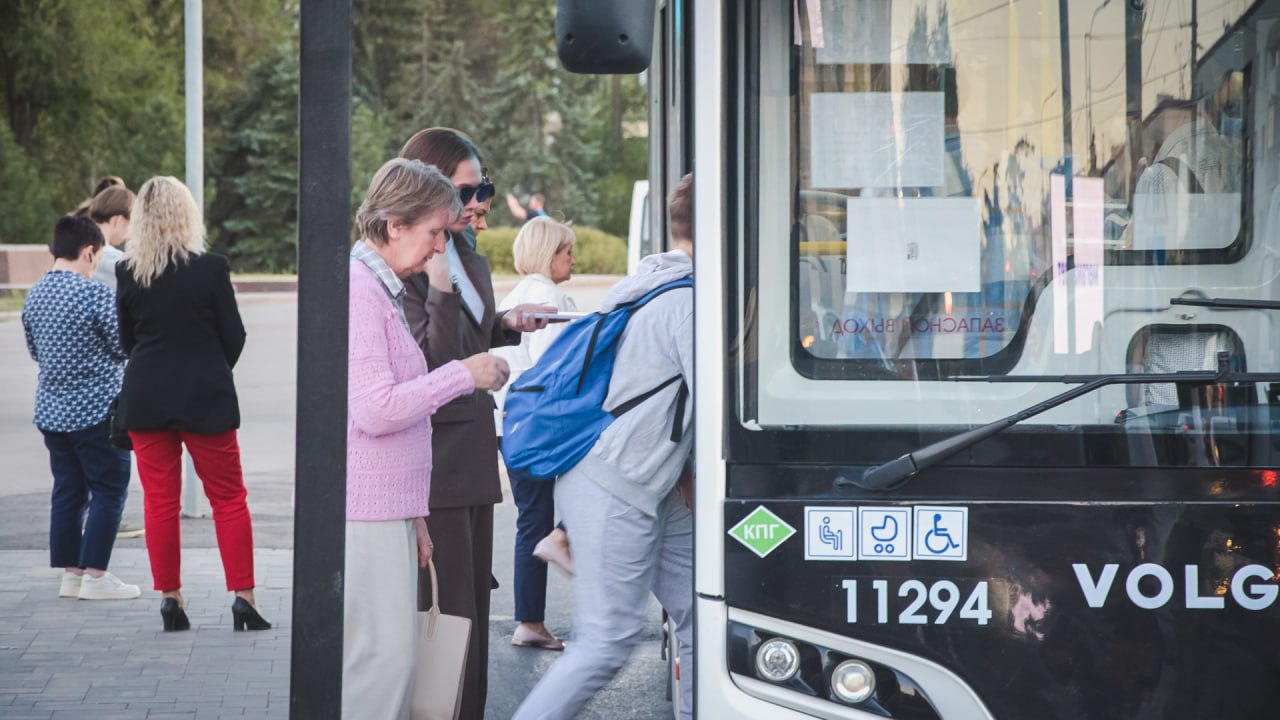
[351,240,406,307]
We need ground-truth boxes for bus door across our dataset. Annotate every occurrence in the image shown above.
[706,1,1280,718]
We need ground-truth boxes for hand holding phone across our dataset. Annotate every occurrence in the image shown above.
[532,311,587,323]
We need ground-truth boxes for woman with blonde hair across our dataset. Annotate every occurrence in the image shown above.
[115,176,269,632]
[493,217,578,651]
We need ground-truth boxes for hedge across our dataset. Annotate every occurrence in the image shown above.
[476,225,627,276]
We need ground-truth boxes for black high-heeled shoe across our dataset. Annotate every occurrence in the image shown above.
[232,596,272,631]
[160,597,190,632]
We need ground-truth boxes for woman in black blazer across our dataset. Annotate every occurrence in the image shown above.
[116,176,269,633]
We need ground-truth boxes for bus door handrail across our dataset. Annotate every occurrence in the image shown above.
[855,352,1280,491]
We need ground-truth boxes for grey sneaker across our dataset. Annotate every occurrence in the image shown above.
[59,572,82,598]
[78,572,142,600]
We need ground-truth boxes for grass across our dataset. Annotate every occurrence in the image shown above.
[0,289,27,313]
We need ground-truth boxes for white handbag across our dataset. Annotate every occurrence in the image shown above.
[411,559,472,720]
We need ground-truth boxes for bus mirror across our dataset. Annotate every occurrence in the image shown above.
[556,0,655,74]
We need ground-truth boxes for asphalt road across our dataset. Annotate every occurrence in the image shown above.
[0,275,676,719]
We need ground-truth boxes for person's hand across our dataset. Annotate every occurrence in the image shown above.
[677,463,694,509]
[461,352,510,391]
[502,304,556,333]
[416,517,433,568]
[425,252,452,292]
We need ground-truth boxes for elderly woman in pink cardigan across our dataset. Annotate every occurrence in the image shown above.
[343,158,511,719]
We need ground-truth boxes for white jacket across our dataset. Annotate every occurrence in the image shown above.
[492,273,577,433]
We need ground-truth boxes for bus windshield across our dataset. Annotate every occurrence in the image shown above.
[743,0,1280,454]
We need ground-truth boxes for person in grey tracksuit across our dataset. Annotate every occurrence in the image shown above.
[515,174,696,720]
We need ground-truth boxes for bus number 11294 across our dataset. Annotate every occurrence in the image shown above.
[841,579,993,626]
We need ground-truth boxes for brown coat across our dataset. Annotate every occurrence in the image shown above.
[403,229,519,509]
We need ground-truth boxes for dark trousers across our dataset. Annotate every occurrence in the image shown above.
[43,420,131,571]
[509,467,554,623]
[420,504,494,720]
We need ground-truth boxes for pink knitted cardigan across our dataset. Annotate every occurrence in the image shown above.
[347,259,475,521]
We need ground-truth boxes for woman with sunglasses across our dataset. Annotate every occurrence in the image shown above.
[397,127,552,720]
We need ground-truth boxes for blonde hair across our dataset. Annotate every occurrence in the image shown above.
[355,158,462,246]
[512,218,575,277]
[124,177,205,288]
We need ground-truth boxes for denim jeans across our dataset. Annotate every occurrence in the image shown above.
[509,467,556,623]
[43,419,131,571]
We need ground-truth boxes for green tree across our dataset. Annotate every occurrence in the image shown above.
[206,42,299,271]
[0,122,57,244]
[0,0,184,227]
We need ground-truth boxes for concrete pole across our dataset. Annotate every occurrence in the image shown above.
[182,0,209,519]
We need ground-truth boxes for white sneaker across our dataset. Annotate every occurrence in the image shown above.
[78,571,142,600]
[116,523,146,539]
[59,572,82,598]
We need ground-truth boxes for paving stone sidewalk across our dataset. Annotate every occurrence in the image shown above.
[0,548,293,720]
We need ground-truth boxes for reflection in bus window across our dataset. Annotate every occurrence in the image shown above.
[788,0,1263,372]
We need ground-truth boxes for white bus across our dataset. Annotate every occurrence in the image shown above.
[561,1,1280,717]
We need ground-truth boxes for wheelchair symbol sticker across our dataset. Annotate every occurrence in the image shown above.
[857,507,911,561]
[912,506,968,561]
[805,507,856,560]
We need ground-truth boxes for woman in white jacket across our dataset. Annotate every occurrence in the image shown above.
[493,217,577,650]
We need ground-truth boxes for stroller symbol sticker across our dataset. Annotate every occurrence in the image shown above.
[805,507,856,560]
[912,506,968,561]
[857,508,911,561]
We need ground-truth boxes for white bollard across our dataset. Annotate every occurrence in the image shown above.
[180,450,208,518]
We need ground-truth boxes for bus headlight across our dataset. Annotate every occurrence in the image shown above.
[754,637,800,682]
[830,659,876,704]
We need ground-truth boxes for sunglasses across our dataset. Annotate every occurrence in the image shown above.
[458,180,495,205]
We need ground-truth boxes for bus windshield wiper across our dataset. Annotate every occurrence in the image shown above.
[1170,297,1280,310]
[855,353,1280,492]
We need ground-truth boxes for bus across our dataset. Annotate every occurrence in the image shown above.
[562,1,1280,717]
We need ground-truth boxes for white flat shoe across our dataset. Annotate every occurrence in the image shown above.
[512,625,565,651]
[532,535,574,576]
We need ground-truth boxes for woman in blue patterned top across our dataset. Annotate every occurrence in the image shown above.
[21,215,141,601]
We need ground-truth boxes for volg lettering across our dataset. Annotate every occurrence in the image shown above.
[1073,563,1278,611]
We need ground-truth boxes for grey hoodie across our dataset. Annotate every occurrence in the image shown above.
[570,250,694,516]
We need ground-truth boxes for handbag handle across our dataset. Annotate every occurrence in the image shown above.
[425,558,441,637]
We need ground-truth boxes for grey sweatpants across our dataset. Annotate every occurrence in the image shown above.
[513,467,694,720]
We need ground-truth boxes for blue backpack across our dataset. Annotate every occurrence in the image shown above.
[501,278,693,480]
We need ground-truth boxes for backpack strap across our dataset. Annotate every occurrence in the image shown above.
[608,374,690,444]
[613,277,694,313]
[578,277,693,393]
[610,374,683,417]
[670,380,689,443]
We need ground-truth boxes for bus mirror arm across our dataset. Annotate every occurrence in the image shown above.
[853,354,1266,492]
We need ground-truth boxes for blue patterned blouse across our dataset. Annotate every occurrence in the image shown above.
[22,269,127,432]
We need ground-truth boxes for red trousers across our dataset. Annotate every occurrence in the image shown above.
[130,430,256,592]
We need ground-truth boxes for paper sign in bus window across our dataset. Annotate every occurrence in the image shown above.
[810,92,945,189]
[814,90,947,189]
[845,197,980,293]
[813,0,950,65]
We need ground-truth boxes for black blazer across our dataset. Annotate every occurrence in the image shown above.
[116,252,247,435]
[403,229,519,508]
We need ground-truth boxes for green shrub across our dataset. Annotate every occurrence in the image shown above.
[476,224,626,276]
